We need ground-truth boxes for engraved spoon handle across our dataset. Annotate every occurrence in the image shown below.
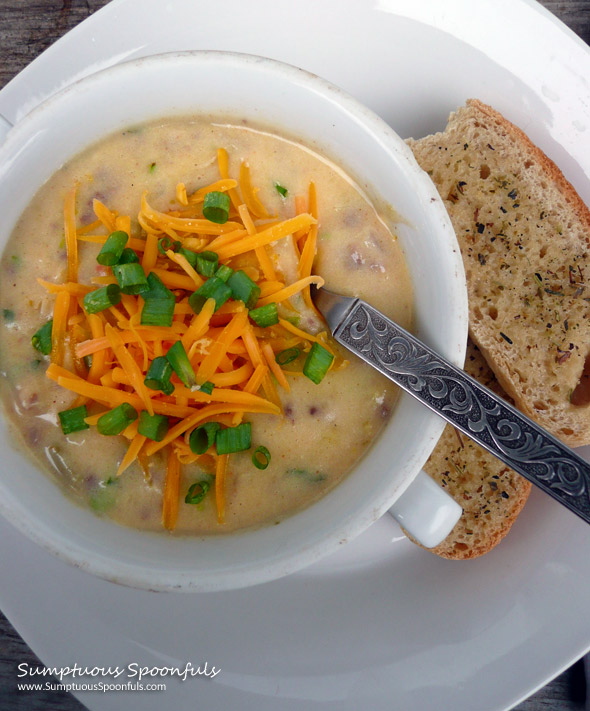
[322,293,590,524]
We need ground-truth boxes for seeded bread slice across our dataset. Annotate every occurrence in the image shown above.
[407,100,590,447]
[411,341,532,559]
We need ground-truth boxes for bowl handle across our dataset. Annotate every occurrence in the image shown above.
[389,470,462,548]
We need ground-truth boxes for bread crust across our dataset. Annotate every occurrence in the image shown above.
[408,99,590,447]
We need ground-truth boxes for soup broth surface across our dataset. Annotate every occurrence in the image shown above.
[0,118,413,534]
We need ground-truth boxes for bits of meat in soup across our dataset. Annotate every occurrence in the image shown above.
[0,118,413,534]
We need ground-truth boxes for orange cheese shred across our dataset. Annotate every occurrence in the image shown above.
[188,178,239,205]
[165,249,204,289]
[261,342,290,392]
[50,290,70,367]
[181,297,216,351]
[216,214,315,261]
[105,324,154,415]
[117,433,147,477]
[93,199,117,233]
[239,162,271,219]
[257,275,325,307]
[215,453,229,523]
[162,449,181,530]
[64,185,78,284]
[217,148,243,210]
[197,308,249,383]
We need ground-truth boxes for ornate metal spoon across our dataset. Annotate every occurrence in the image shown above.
[312,288,590,525]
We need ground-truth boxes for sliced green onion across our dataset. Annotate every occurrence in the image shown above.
[274,182,288,197]
[137,411,169,442]
[112,262,149,295]
[228,270,261,309]
[58,405,89,435]
[118,248,140,264]
[197,381,215,395]
[275,347,300,365]
[203,191,230,224]
[157,236,181,256]
[178,247,198,268]
[32,319,53,355]
[84,284,121,314]
[149,162,157,173]
[215,264,234,282]
[3,309,14,322]
[249,302,278,328]
[195,250,219,277]
[252,445,271,470]
[189,422,221,455]
[185,480,210,505]
[144,356,174,395]
[96,231,129,266]
[303,342,334,384]
[97,403,138,436]
[143,272,175,299]
[141,297,175,327]
[282,314,301,327]
[140,272,175,327]
[165,341,196,389]
[188,276,232,314]
[216,422,251,455]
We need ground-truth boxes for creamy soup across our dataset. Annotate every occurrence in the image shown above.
[0,118,412,534]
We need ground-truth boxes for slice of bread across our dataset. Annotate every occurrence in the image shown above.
[407,100,590,447]
[413,340,532,559]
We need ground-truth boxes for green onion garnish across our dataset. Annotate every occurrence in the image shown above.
[97,403,138,436]
[165,341,197,389]
[83,284,121,314]
[215,264,234,282]
[252,445,271,470]
[149,162,157,173]
[157,236,181,256]
[118,248,140,264]
[203,191,230,224]
[216,422,252,455]
[58,405,89,435]
[144,356,174,395]
[185,480,210,505]
[249,302,278,328]
[140,272,175,327]
[96,231,129,266]
[137,411,169,442]
[3,309,14,322]
[189,422,221,455]
[274,182,288,197]
[188,276,232,314]
[141,297,175,327]
[198,381,215,395]
[303,342,334,384]
[195,251,219,277]
[228,270,261,309]
[275,347,300,365]
[32,319,53,355]
[112,262,149,295]
[178,247,198,268]
[143,271,175,299]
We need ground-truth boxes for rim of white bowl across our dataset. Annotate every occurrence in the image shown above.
[0,50,468,591]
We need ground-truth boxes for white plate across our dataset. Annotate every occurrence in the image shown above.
[1,1,590,709]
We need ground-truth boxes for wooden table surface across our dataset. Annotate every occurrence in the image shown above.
[0,1,589,710]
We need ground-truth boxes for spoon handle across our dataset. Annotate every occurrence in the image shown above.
[330,296,590,524]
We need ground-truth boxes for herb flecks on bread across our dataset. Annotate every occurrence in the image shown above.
[415,341,532,560]
[408,99,590,447]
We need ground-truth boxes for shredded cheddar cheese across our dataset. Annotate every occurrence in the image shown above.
[40,147,335,530]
